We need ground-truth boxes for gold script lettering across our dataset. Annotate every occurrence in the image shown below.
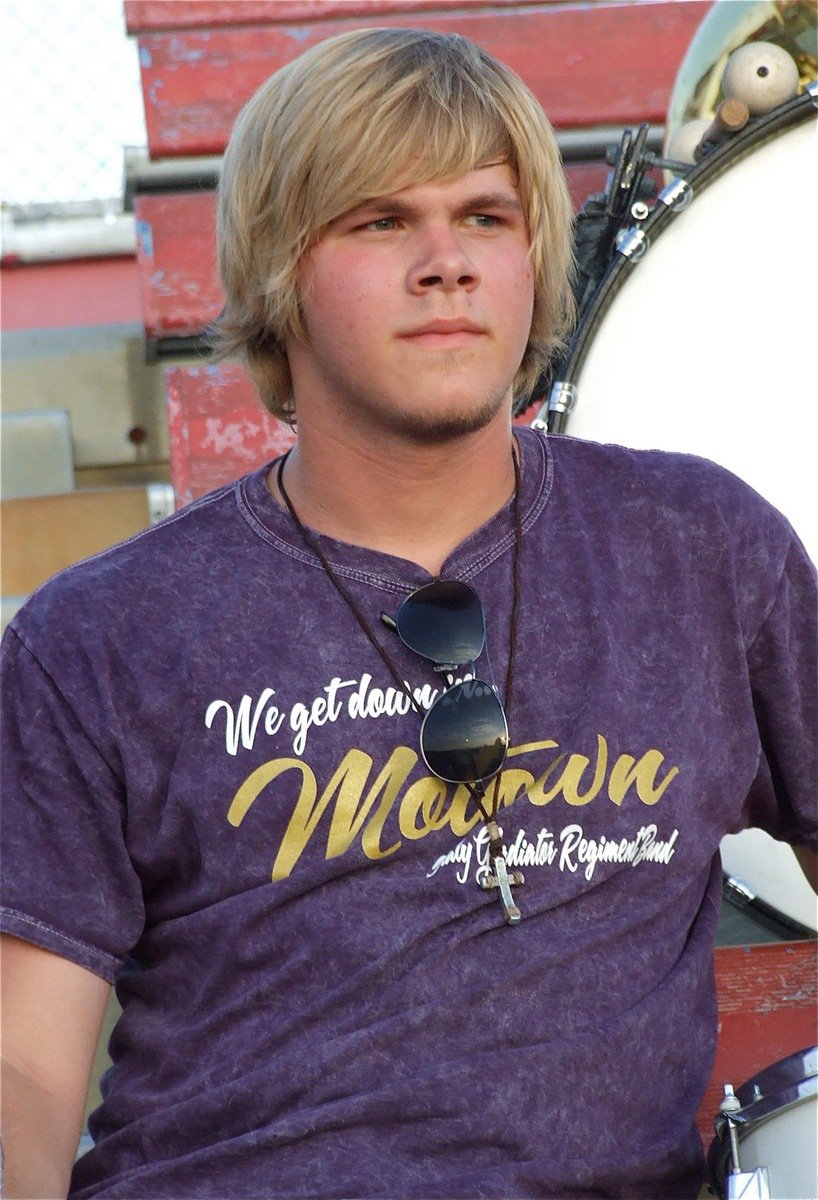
[608,750,679,806]
[398,777,449,840]
[226,737,682,882]
[555,733,608,806]
[227,748,414,880]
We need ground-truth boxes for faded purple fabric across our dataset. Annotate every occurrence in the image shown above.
[2,427,816,1199]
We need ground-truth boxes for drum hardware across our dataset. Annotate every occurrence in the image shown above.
[716,1085,772,1199]
[657,176,693,213]
[558,126,690,320]
[614,227,648,262]
[524,84,818,435]
[530,382,576,432]
[708,1047,817,1200]
[722,869,816,941]
[606,124,653,218]
[557,122,661,322]
[723,875,757,910]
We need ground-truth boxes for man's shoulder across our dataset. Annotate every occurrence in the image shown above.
[537,431,809,604]
[6,475,250,650]
[546,431,789,524]
[548,428,738,483]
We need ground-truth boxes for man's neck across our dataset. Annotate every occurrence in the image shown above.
[270,416,517,576]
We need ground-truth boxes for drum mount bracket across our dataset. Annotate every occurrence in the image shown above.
[724,1168,771,1199]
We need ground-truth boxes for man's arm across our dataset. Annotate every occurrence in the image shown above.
[1,935,110,1200]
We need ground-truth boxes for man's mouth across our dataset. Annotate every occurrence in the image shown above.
[399,318,487,348]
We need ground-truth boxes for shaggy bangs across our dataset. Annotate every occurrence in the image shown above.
[303,41,518,235]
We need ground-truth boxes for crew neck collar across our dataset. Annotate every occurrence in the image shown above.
[235,425,553,594]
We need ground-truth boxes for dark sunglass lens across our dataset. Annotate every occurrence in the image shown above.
[421,680,508,783]
[397,581,485,665]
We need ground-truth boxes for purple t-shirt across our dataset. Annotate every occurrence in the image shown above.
[2,428,816,1199]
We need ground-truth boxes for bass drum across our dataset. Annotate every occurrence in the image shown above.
[549,26,817,942]
[559,101,817,559]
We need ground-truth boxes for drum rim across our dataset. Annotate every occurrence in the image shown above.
[721,871,818,941]
[732,1045,817,1128]
[733,1073,816,1133]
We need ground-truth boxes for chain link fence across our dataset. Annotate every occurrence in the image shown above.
[0,0,146,220]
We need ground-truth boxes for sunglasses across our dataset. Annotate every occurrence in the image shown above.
[381,580,509,786]
[382,580,523,926]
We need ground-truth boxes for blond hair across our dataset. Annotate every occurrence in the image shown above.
[211,27,575,423]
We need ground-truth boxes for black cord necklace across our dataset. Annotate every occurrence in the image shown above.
[275,447,525,923]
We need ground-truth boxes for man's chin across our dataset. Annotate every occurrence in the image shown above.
[374,391,511,445]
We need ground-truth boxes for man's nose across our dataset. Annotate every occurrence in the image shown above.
[407,226,480,293]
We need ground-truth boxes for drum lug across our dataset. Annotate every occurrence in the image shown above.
[718,1086,772,1198]
[615,226,649,262]
[658,176,693,212]
[547,382,577,419]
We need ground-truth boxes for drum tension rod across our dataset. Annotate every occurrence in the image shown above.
[717,1085,772,1200]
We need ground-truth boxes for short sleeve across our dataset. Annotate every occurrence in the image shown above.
[1,626,145,982]
[742,534,818,849]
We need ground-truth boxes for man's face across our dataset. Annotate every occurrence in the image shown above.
[286,162,535,443]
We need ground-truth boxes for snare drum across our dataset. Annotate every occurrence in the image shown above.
[708,1046,818,1199]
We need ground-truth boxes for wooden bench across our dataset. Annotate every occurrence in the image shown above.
[1,485,174,594]
[125,0,712,503]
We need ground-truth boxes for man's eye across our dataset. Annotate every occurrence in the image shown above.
[469,213,500,228]
[362,217,397,232]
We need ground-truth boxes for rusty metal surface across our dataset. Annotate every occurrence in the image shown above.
[134,2,711,157]
[167,363,296,506]
[126,0,552,34]
[135,192,220,341]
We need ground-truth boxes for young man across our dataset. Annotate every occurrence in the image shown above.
[1,27,815,1200]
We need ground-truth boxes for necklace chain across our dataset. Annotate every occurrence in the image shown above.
[275,448,522,825]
